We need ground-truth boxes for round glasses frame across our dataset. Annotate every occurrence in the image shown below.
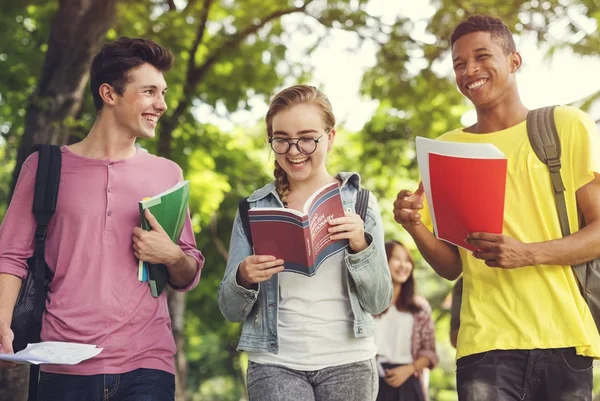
[269,129,330,155]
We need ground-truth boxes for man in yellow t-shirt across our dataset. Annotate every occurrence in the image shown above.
[393,15,600,401]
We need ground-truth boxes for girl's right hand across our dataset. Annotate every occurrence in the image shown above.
[236,255,284,289]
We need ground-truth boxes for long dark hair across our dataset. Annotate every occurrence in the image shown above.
[383,240,421,314]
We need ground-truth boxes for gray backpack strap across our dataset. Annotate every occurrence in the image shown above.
[526,107,587,290]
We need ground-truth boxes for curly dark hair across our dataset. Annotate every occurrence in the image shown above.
[89,37,173,110]
[450,15,516,55]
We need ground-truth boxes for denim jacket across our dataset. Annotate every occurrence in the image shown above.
[217,172,393,353]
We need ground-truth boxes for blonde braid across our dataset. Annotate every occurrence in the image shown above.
[274,161,291,205]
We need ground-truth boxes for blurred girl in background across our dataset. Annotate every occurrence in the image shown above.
[375,240,438,401]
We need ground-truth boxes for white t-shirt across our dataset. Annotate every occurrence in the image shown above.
[374,307,414,364]
[249,252,376,370]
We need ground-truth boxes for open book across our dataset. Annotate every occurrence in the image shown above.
[248,182,347,276]
[416,137,507,251]
[138,180,190,297]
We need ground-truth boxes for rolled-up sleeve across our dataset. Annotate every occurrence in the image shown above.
[0,160,37,280]
[171,207,204,292]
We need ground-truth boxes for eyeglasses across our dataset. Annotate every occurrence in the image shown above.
[269,130,329,155]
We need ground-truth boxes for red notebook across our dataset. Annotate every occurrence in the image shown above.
[416,137,507,251]
[429,153,507,251]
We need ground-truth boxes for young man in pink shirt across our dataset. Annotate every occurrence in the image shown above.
[0,38,204,400]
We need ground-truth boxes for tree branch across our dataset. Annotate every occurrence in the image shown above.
[166,0,176,11]
[188,0,315,86]
[210,212,229,261]
[186,0,214,83]
[183,0,198,12]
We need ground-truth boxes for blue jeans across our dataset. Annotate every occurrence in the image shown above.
[37,368,175,401]
[456,347,593,401]
[247,358,378,401]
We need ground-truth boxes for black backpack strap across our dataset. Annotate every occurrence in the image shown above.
[355,188,369,222]
[28,144,61,401]
[238,198,253,249]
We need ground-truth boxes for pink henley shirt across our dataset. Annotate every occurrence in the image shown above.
[0,146,204,375]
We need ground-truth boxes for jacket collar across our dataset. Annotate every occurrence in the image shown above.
[246,172,362,203]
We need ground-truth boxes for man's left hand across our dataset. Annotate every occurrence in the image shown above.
[466,232,535,268]
[133,209,184,266]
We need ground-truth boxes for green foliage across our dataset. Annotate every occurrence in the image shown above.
[0,1,58,162]
[2,1,600,399]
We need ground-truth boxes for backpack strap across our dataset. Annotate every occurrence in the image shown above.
[526,107,570,237]
[28,144,61,401]
[526,108,587,292]
[355,188,370,222]
[238,198,253,249]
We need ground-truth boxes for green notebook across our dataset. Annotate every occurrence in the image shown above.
[139,180,190,297]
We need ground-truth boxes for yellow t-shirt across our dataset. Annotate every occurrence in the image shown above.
[422,106,600,359]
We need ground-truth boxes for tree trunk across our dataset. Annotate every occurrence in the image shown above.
[2,0,118,397]
[10,0,119,196]
[0,365,29,401]
[167,288,188,401]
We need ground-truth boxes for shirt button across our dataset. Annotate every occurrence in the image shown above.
[107,187,111,193]
[108,163,113,168]
[107,211,112,217]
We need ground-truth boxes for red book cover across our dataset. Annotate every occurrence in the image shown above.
[248,182,348,276]
[429,153,507,251]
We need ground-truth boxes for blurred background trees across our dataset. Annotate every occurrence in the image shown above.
[1,0,599,400]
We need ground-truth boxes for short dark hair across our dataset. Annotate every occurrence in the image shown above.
[450,15,516,55]
[89,37,174,110]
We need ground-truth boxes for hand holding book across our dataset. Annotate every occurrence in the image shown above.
[236,255,284,289]
[248,182,348,276]
[328,211,368,253]
[133,209,185,266]
[136,180,190,297]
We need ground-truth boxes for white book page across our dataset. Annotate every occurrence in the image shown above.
[415,137,506,237]
[248,207,304,217]
[249,182,338,218]
[0,342,103,365]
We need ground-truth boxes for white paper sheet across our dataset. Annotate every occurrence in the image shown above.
[0,342,103,365]
[415,137,506,244]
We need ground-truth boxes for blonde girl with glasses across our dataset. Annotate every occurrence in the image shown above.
[218,84,393,401]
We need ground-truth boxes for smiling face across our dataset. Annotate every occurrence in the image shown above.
[451,31,521,110]
[388,244,414,285]
[104,62,168,139]
[270,103,335,186]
